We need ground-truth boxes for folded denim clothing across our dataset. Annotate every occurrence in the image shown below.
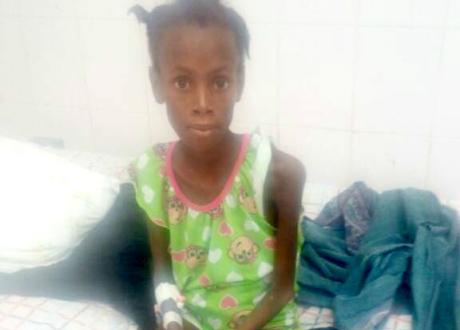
[297,185,460,330]
[315,181,378,252]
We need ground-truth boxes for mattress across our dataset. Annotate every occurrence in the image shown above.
[0,295,137,330]
[2,146,458,329]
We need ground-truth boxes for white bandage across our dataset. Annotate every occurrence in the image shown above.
[163,311,183,328]
[155,282,185,309]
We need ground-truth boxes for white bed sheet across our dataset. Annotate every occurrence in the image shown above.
[0,295,137,330]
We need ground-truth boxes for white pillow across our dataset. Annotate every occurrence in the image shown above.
[0,137,120,273]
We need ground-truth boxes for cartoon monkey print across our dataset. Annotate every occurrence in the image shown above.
[185,245,207,269]
[239,187,258,213]
[208,206,224,220]
[228,310,252,328]
[228,236,259,264]
[167,196,187,225]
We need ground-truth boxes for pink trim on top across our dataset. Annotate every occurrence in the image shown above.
[166,134,250,212]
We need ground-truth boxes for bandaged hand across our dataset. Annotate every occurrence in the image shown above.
[155,282,186,329]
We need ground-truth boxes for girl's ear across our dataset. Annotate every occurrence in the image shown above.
[236,66,245,102]
[149,66,165,103]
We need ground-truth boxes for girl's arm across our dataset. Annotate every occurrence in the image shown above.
[236,148,306,330]
[147,221,184,330]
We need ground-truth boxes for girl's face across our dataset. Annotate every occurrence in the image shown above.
[151,24,244,152]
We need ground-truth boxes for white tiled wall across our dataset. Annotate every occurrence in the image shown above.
[353,28,442,136]
[0,0,459,202]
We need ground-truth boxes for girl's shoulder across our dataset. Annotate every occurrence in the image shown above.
[128,141,173,184]
[129,142,174,228]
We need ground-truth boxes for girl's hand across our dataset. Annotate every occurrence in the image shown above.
[165,323,182,330]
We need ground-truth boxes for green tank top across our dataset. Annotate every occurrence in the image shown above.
[130,132,299,330]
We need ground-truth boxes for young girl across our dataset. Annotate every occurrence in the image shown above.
[129,1,306,329]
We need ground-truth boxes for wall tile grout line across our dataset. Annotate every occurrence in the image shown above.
[349,0,362,186]
[274,8,281,145]
[0,14,140,21]
[136,22,155,145]
[75,15,96,153]
[16,12,37,138]
[423,0,451,190]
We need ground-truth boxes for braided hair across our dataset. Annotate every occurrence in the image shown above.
[129,0,250,71]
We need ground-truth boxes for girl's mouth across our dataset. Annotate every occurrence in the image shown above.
[188,125,217,135]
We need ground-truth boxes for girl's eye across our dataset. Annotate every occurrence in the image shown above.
[213,77,229,90]
[174,77,190,90]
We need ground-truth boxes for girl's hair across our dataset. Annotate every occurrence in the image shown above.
[129,0,250,71]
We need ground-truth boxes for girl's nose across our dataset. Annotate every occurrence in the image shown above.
[192,84,213,115]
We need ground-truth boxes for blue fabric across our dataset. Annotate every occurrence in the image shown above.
[315,181,378,252]
[297,186,460,330]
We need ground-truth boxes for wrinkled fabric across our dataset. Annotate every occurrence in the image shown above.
[315,181,378,252]
[297,187,460,330]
